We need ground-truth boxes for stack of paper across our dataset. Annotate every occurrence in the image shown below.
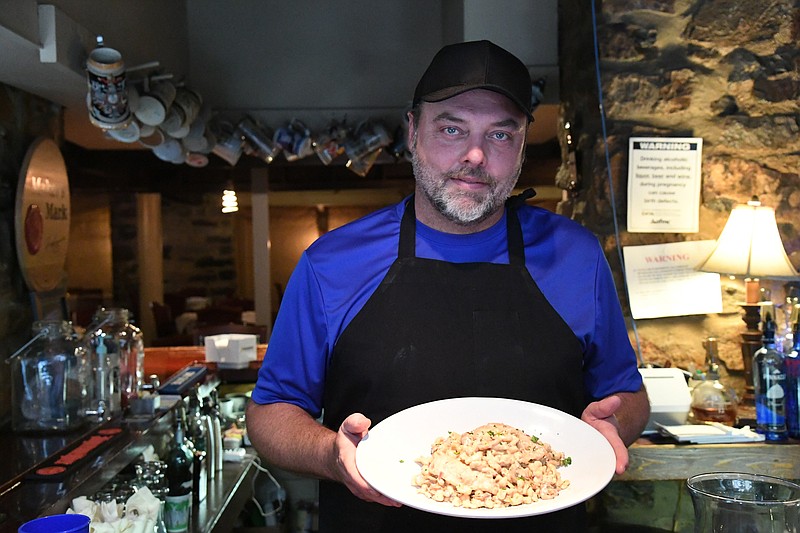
[657,423,765,444]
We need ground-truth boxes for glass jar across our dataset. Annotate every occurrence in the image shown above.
[85,308,145,417]
[9,320,91,433]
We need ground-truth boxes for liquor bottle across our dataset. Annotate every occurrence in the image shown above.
[753,312,788,441]
[690,337,738,425]
[166,407,193,497]
[785,313,800,438]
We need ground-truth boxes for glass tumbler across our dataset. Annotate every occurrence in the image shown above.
[687,472,800,532]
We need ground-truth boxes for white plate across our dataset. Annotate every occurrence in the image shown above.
[355,397,615,519]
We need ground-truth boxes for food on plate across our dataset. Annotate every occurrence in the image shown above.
[413,422,571,509]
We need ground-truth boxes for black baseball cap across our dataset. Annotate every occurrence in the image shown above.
[413,40,533,121]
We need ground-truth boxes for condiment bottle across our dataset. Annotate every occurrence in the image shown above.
[690,337,738,426]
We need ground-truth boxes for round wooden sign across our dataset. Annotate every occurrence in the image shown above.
[14,137,71,293]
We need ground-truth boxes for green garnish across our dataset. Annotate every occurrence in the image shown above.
[561,457,572,466]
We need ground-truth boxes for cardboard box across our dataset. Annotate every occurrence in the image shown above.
[205,334,258,369]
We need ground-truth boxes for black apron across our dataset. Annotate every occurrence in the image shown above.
[321,194,587,532]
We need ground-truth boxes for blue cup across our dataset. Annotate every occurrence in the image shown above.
[18,513,90,533]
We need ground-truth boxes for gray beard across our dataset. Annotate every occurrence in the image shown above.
[411,150,521,227]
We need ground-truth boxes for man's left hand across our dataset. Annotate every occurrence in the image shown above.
[581,395,628,474]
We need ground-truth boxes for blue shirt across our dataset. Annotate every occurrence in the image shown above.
[252,198,642,418]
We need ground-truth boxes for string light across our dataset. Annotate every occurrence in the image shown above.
[221,187,239,213]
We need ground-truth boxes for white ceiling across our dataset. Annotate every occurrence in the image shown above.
[1,1,560,152]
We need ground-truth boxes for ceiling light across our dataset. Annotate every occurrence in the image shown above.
[221,188,238,213]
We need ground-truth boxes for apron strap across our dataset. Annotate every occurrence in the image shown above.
[399,196,416,259]
[505,188,536,266]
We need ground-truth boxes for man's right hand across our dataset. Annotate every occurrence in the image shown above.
[334,413,402,507]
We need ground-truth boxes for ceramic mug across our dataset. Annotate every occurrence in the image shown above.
[106,119,141,143]
[182,117,209,152]
[173,88,202,128]
[138,127,166,149]
[134,80,176,126]
[86,43,130,129]
[152,137,184,163]
[161,105,187,138]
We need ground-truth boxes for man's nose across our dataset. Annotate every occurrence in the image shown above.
[463,137,487,166]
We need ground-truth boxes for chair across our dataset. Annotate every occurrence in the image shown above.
[150,301,177,337]
[195,307,243,327]
[66,288,105,328]
[195,323,268,345]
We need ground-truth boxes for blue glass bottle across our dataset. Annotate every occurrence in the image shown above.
[785,316,800,439]
[753,312,788,441]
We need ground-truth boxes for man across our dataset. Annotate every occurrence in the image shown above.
[247,40,650,532]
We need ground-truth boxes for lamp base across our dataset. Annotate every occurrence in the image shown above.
[739,303,762,405]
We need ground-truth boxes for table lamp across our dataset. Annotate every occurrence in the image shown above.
[697,196,799,402]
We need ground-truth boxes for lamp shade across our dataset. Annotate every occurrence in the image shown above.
[698,199,798,279]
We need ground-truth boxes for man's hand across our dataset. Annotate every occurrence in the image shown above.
[582,395,628,474]
[333,413,402,507]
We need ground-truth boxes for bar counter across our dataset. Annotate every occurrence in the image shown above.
[621,436,800,482]
[0,358,259,532]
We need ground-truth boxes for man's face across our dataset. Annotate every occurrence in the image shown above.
[409,89,528,228]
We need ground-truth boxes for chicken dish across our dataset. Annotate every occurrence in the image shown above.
[413,422,571,509]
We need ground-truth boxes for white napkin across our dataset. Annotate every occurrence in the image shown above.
[125,486,161,523]
[69,495,99,522]
[140,444,158,462]
[91,518,135,532]
[99,499,122,523]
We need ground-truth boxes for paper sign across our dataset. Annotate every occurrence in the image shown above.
[627,137,703,233]
[623,240,722,319]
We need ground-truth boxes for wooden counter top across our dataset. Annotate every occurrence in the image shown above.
[617,437,800,482]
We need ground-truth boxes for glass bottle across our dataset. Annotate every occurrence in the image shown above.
[165,406,193,533]
[8,320,91,433]
[785,313,800,439]
[780,287,799,354]
[690,337,738,425]
[166,407,193,496]
[753,312,788,441]
[85,307,145,417]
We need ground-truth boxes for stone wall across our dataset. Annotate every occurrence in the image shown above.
[560,0,800,392]
[102,191,240,317]
[161,194,238,298]
[559,2,799,529]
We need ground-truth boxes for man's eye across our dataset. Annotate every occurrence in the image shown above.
[443,126,459,135]
[492,132,510,141]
